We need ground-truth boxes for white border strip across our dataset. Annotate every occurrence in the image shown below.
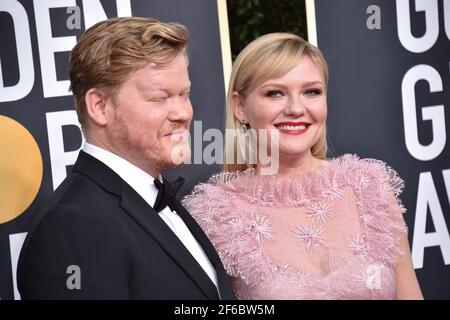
[306,0,318,46]
[10,232,27,300]
[217,0,232,94]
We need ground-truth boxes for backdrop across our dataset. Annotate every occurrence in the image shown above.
[309,0,450,299]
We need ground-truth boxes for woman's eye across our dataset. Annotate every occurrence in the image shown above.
[304,88,323,96]
[266,90,284,98]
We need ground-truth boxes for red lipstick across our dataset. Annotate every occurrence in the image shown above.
[273,121,311,135]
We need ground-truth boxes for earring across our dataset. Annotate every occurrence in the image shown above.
[239,121,250,132]
[237,120,256,165]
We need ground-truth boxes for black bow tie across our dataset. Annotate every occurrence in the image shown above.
[153,176,185,213]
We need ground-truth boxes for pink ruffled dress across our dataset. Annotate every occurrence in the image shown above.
[183,154,408,300]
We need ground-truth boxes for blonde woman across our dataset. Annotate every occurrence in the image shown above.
[183,33,423,299]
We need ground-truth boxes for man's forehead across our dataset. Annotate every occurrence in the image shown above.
[133,62,190,90]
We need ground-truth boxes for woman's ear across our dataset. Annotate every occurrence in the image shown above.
[232,91,246,123]
[85,88,109,126]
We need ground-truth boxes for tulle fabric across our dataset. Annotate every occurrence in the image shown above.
[183,154,408,299]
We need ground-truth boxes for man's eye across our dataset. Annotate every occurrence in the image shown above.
[304,88,323,96]
[266,90,284,98]
[149,97,168,102]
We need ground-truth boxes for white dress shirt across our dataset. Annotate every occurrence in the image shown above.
[83,143,218,289]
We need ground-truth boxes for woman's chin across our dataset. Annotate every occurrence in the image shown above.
[278,147,312,159]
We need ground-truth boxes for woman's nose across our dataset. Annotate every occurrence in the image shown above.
[284,96,306,117]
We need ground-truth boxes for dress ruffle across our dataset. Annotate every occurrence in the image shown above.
[182,154,407,287]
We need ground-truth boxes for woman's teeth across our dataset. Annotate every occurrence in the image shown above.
[276,125,306,130]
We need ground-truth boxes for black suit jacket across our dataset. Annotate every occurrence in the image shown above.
[17,151,234,300]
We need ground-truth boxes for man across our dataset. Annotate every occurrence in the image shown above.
[18,17,234,300]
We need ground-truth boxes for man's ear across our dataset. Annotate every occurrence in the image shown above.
[232,91,246,123]
[85,88,109,126]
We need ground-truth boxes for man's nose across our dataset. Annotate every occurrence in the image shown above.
[169,97,193,122]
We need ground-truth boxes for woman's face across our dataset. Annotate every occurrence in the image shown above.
[233,56,327,162]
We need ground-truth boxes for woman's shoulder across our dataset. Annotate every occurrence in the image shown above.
[182,169,253,206]
[328,154,404,190]
[181,170,250,233]
[328,153,395,173]
[189,168,255,190]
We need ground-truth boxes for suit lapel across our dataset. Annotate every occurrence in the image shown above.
[73,151,230,299]
[172,201,235,300]
[120,183,220,300]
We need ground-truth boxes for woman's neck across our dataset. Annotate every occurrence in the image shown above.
[256,150,326,179]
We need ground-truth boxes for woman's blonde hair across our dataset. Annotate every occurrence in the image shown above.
[224,33,329,172]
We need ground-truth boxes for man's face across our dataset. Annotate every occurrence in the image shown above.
[104,54,193,176]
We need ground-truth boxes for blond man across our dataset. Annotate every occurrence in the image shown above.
[18,17,234,300]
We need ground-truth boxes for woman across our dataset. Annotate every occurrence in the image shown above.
[183,33,423,299]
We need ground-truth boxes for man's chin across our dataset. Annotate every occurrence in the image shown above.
[169,145,191,167]
[157,158,188,174]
